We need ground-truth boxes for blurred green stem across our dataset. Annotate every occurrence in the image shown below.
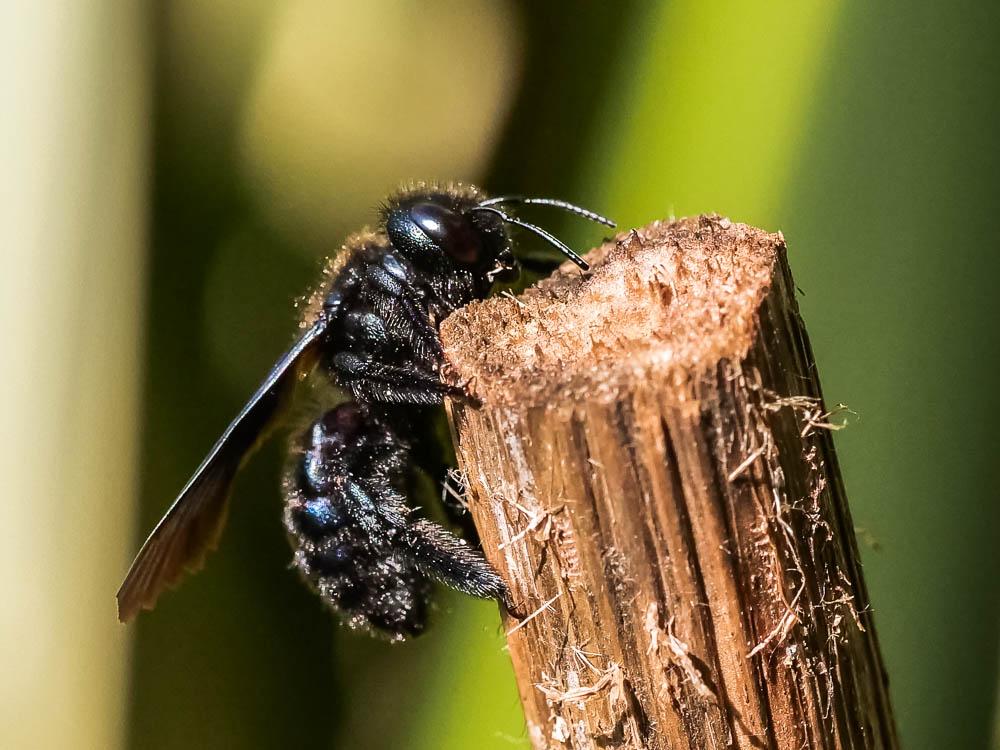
[0,3,148,748]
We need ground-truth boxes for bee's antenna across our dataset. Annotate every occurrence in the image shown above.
[477,196,616,229]
[469,205,590,271]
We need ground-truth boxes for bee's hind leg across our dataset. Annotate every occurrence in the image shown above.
[400,518,509,605]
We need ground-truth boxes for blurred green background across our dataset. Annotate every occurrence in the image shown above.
[2,1,997,748]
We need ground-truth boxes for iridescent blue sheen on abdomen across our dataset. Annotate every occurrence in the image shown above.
[282,403,429,641]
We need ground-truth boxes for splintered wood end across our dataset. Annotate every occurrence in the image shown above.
[441,215,784,407]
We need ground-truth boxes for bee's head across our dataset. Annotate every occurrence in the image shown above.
[382,183,614,286]
[383,186,516,284]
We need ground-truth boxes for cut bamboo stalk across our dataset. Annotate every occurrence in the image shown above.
[442,216,898,750]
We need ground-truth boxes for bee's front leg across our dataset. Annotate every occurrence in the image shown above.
[331,351,470,406]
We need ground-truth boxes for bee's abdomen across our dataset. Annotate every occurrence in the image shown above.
[282,404,429,640]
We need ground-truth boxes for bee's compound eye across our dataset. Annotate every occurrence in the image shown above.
[409,202,481,265]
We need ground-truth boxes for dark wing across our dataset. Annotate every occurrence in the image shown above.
[116,320,328,622]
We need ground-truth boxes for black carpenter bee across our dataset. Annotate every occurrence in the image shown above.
[117,182,613,640]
